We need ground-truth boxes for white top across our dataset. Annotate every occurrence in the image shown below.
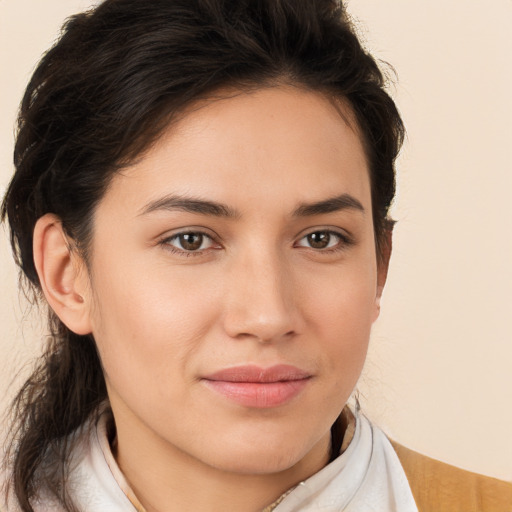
[2,408,418,511]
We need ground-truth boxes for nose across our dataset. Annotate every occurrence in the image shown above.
[221,250,301,343]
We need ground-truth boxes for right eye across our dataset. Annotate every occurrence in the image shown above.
[162,231,218,254]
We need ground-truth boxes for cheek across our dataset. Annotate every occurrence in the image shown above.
[302,249,377,321]
[87,254,221,398]
[299,257,377,376]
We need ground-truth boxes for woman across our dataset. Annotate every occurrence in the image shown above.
[1,0,511,511]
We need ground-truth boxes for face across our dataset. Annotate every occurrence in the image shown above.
[84,86,385,475]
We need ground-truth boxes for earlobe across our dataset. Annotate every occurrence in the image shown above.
[33,214,92,335]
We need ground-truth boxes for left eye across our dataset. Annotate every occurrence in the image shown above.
[296,231,343,250]
[166,232,215,252]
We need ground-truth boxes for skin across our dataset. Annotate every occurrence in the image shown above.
[34,86,389,512]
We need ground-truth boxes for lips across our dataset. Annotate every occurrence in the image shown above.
[202,364,311,408]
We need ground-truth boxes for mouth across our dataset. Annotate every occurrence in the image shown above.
[201,364,312,408]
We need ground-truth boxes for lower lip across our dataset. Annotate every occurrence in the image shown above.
[202,379,310,408]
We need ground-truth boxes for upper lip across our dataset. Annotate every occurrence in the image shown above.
[203,364,311,383]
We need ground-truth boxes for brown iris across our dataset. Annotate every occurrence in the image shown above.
[178,233,204,251]
[306,231,332,249]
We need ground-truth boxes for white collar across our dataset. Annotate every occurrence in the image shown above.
[61,407,417,512]
[271,411,418,511]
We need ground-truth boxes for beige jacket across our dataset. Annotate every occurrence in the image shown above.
[392,441,512,512]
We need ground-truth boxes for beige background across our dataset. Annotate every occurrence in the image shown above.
[1,0,511,481]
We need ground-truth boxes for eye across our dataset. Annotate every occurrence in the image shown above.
[164,232,216,253]
[296,230,348,250]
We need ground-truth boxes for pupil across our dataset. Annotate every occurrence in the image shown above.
[308,232,330,249]
[180,233,203,251]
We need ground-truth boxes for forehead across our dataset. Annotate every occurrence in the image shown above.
[101,86,371,219]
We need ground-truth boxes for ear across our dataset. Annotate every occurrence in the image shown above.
[33,214,93,335]
[373,226,393,322]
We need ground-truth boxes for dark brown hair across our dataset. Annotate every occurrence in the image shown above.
[1,0,404,510]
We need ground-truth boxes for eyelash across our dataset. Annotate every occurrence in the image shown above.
[159,229,353,257]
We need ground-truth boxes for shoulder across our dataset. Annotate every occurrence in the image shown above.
[390,440,512,512]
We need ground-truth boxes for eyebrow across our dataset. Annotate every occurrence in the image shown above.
[293,194,365,217]
[139,194,241,218]
[139,192,364,219]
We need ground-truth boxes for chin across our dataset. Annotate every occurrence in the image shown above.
[200,431,325,476]
[211,451,303,475]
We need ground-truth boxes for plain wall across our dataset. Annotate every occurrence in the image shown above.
[1,0,511,481]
